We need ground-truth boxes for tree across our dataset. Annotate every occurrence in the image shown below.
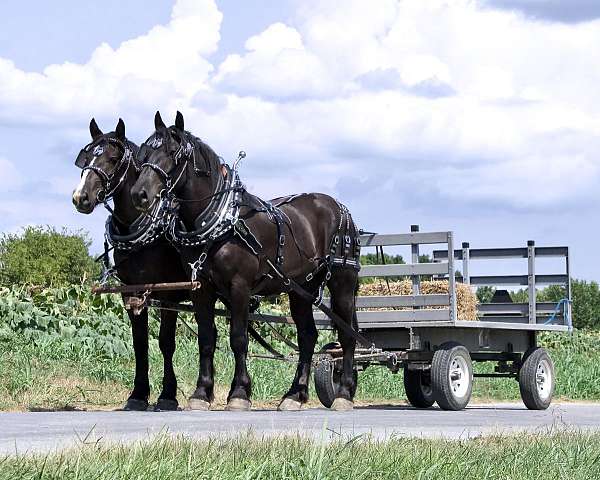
[478,282,600,330]
[569,280,600,330]
[0,226,100,287]
[476,286,495,303]
[360,253,404,265]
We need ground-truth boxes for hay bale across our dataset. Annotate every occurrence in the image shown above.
[358,280,478,321]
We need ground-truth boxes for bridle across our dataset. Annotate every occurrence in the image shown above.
[75,136,136,203]
[138,128,211,196]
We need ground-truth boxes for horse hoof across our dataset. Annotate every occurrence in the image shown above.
[278,398,302,411]
[123,398,149,411]
[187,398,211,411]
[331,398,354,411]
[226,398,252,411]
[155,398,179,411]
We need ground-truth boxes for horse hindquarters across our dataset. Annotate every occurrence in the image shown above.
[326,267,359,409]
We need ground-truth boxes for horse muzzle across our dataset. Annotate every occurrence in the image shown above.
[72,189,94,214]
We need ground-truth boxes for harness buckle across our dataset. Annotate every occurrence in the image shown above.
[279,235,285,246]
[306,272,314,282]
[189,252,208,282]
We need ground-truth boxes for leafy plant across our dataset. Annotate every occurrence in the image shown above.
[0,226,100,287]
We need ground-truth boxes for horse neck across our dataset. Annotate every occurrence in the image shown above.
[177,160,221,230]
[111,165,141,226]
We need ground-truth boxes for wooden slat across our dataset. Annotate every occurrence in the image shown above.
[434,246,569,260]
[478,302,564,315]
[314,308,451,323]
[359,262,449,278]
[359,232,449,247]
[321,294,449,308]
[453,320,569,332]
[470,274,568,286]
[356,294,449,308]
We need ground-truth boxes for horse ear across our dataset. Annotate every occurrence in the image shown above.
[115,118,126,140]
[90,118,103,140]
[155,111,166,130]
[175,111,184,131]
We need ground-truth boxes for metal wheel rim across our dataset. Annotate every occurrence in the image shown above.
[536,359,552,401]
[449,355,470,399]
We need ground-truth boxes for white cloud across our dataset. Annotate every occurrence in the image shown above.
[214,23,335,99]
[201,0,600,211]
[0,0,222,127]
[1,0,600,234]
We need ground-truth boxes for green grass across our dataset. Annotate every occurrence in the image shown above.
[2,285,600,410]
[2,325,600,411]
[2,432,600,479]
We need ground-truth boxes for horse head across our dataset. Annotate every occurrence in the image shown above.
[72,118,136,214]
[131,111,216,213]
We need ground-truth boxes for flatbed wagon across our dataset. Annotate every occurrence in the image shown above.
[93,226,571,411]
[311,226,571,411]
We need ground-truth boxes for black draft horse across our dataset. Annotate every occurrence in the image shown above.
[131,111,361,411]
[72,118,187,411]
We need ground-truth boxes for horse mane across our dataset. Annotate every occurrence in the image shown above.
[189,133,222,170]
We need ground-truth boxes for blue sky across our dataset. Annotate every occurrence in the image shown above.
[0,0,598,282]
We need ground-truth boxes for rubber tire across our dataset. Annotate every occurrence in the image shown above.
[519,347,555,410]
[314,359,358,408]
[431,342,473,411]
[404,367,435,408]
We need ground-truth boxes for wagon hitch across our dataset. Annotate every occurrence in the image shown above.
[125,290,151,315]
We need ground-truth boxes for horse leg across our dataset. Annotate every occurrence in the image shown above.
[278,292,318,411]
[124,306,150,411]
[327,268,359,411]
[188,290,217,411]
[155,309,179,411]
[225,278,252,411]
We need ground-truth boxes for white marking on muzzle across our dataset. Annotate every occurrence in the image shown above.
[73,158,94,204]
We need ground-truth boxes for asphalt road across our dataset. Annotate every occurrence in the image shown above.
[1,403,599,455]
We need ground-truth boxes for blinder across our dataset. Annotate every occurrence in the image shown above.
[75,143,105,168]
[75,149,89,168]
[137,144,152,165]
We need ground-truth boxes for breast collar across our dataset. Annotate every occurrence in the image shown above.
[167,164,240,247]
[105,194,172,252]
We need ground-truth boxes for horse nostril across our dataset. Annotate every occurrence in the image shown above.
[133,188,149,209]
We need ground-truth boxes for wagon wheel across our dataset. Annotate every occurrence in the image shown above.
[403,367,435,408]
[431,342,473,411]
[313,357,358,408]
[518,347,555,410]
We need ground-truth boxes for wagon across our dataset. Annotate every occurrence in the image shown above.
[310,226,572,411]
[94,226,572,411]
